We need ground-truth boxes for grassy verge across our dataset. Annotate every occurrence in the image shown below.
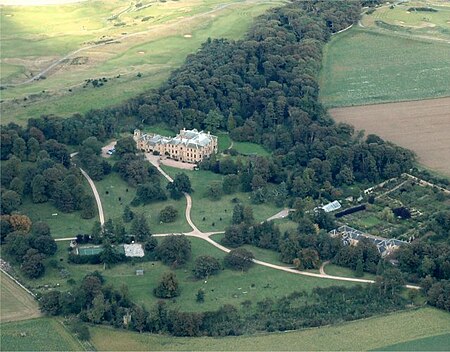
[0,317,84,351]
[88,307,450,351]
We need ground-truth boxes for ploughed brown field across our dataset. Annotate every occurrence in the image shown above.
[329,97,450,177]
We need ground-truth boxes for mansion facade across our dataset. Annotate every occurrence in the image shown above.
[134,128,218,164]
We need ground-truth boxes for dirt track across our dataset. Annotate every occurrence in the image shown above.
[329,97,450,176]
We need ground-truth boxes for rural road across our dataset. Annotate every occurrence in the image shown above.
[144,153,421,289]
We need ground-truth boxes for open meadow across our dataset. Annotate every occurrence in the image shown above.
[0,317,84,351]
[329,97,450,177]
[11,237,356,313]
[319,28,450,108]
[0,271,41,323]
[88,307,450,351]
[161,165,281,232]
[0,0,285,124]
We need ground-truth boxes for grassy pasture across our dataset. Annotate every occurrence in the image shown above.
[89,308,450,351]
[0,0,284,124]
[361,1,450,40]
[104,235,356,313]
[377,333,450,351]
[95,172,191,234]
[0,271,41,323]
[19,197,97,238]
[232,141,270,156]
[15,238,355,313]
[160,165,281,232]
[0,318,84,351]
[319,28,450,108]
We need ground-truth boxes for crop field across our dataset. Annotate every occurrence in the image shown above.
[319,28,450,108]
[0,271,41,323]
[0,0,284,124]
[0,317,84,351]
[329,97,450,177]
[88,308,450,351]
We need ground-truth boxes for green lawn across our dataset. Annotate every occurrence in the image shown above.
[95,172,191,234]
[161,165,281,232]
[1,0,283,124]
[19,198,96,239]
[102,237,355,312]
[0,318,84,351]
[319,28,450,107]
[210,233,289,267]
[361,2,450,41]
[143,123,177,137]
[89,308,450,351]
[232,141,270,156]
[376,333,450,351]
[324,264,377,280]
[217,133,232,152]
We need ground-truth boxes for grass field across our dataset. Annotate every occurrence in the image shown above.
[0,0,284,124]
[95,172,191,233]
[88,307,450,351]
[319,28,450,108]
[14,237,355,312]
[0,271,41,323]
[161,165,281,232]
[361,1,450,41]
[232,141,270,156]
[377,333,450,351]
[19,197,97,238]
[0,317,84,351]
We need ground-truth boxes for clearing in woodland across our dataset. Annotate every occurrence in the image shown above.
[0,271,41,323]
[88,307,450,351]
[329,97,450,177]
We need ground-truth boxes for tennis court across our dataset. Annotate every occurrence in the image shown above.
[77,246,103,255]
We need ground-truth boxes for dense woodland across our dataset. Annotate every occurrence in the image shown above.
[1,0,449,338]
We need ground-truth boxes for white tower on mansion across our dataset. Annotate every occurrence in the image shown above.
[134,128,218,164]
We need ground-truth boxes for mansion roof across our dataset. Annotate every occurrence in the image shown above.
[136,128,217,149]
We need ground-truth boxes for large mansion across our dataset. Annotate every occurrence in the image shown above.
[134,128,218,163]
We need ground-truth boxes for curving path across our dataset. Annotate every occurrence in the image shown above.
[79,168,105,226]
[145,153,421,289]
[70,152,105,226]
